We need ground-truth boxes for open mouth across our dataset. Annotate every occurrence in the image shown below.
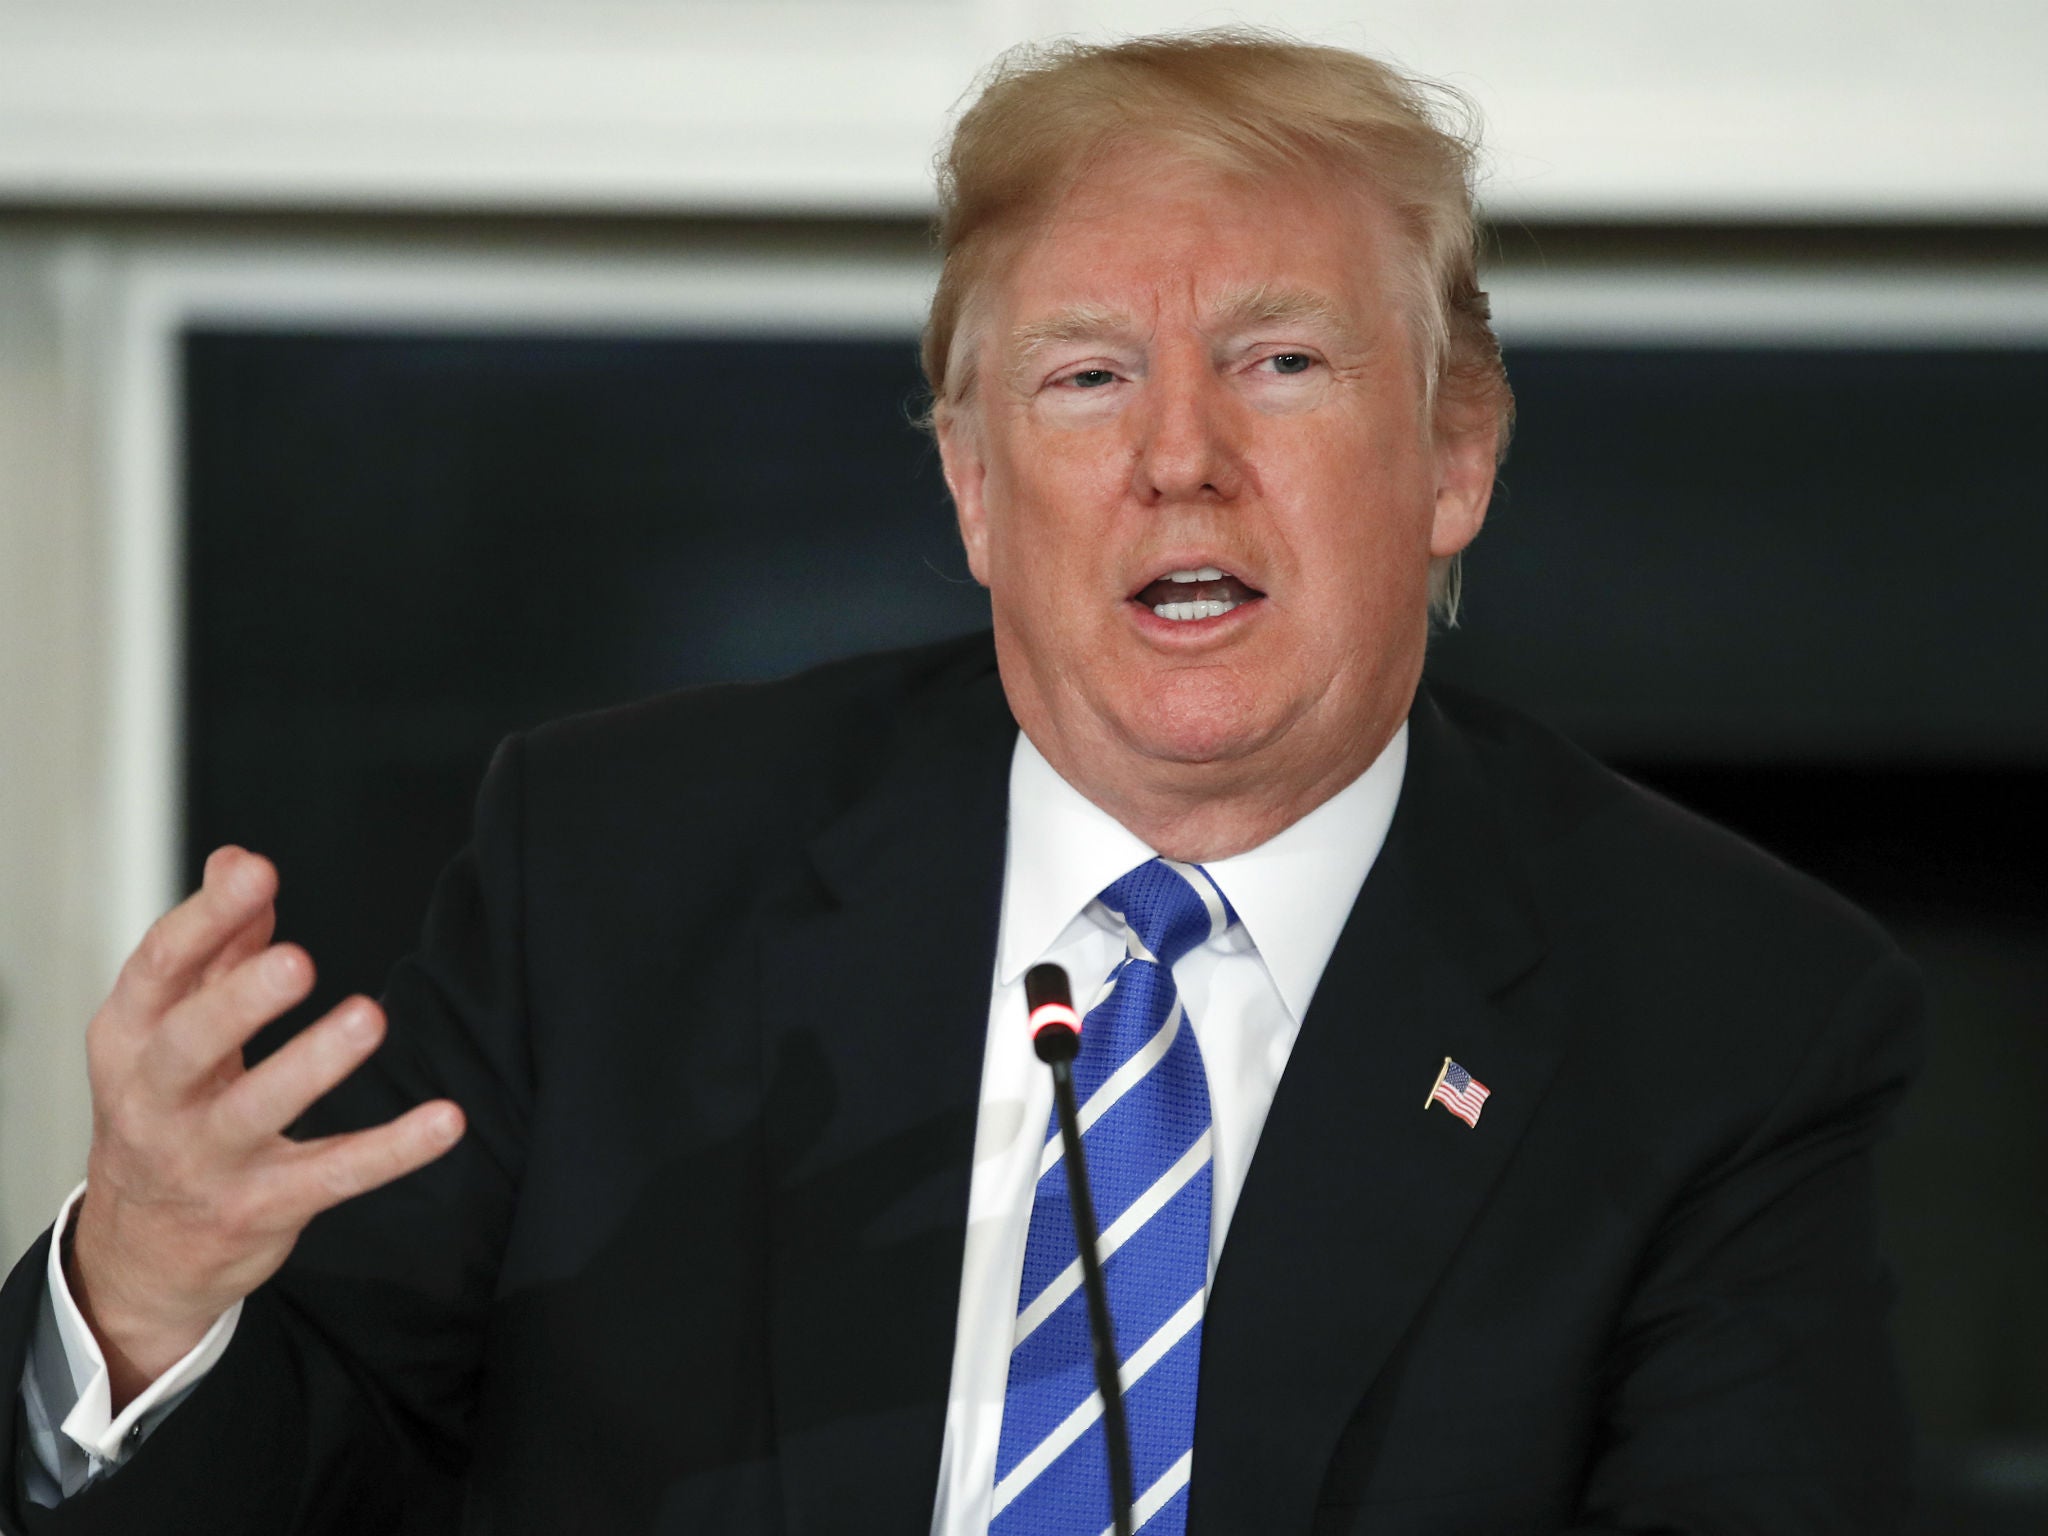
[1132,565,1266,622]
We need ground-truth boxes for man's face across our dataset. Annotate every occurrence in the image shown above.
[939,149,1495,823]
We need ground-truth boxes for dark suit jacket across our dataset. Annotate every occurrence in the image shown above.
[2,632,1922,1534]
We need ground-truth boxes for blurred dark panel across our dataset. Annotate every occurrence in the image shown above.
[183,328,2045,1530]
[183,329,988,1040]
[1428,347,2048,763]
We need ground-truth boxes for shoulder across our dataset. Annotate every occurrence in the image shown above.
[470,631,1004,871]
[523,629,998,795]
[1422,680,1907,1012]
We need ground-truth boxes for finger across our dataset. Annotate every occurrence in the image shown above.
[109,848,279,1023]
[139,941,315,1104]
[267,1100,466,1225]
[209,996,385,1147]
[200,902,278,990]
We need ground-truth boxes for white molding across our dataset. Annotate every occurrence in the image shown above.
[125,245,942,337]
[1488,266,2048,348]
[97,251,186,970]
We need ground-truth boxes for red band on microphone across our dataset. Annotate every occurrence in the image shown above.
[1029,1001,1083,1037]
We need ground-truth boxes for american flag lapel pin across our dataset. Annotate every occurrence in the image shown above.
[1425,1056,1491,1128]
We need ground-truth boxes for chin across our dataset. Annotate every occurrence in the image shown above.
[1114,679,1276,767]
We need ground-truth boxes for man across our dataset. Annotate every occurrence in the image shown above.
[1,31,1920,1535]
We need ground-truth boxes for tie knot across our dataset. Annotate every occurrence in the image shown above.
[1096,858,1236,970]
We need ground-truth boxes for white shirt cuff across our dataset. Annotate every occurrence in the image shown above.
[45,1181,242,1465]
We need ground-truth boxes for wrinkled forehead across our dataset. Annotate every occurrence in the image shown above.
[956,154,1409,370]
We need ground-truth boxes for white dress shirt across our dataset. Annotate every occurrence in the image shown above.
[26,723,1406,1522]
[30,1181,239,1481]
[927,727,1405,1534]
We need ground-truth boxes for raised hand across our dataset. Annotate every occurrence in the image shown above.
[67,846,465,1410]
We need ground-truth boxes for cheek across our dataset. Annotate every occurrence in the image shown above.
[1022,420,1124,485]
[1278,437,1437,586]
[985,431,1122,555]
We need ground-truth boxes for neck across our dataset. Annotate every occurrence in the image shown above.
[1023,703,1409,863]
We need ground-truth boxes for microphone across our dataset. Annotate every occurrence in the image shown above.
[1026,962,1135,1536]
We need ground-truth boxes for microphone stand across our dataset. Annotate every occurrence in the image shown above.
[1027,963,1135,1536]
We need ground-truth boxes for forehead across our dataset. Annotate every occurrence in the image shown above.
[985,150,1402,341]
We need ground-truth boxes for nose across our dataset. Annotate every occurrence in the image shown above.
[1130,353,1244,505]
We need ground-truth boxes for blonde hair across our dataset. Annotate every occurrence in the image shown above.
[920,29,1513,621]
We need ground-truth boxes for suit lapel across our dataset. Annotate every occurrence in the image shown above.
[758,658,1016,1534]
[1191,691,1563,1534]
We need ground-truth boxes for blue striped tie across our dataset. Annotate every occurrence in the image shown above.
[991,858,1236,1535]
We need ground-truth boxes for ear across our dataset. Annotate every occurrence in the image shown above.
[1429,419,1497,559]
[937,406,993,588]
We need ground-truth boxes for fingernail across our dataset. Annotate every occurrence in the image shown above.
[225,851,262,899]
[339,1004,377,1041]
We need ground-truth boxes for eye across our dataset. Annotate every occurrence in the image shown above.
[1266,352,1316,375]
[1063,368,1118,389]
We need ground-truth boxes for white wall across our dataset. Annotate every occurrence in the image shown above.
[0,237,113,1258]
[0,0,2043,220]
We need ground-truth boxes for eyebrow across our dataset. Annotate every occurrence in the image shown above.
[1210,283,1358,347]
[1000,284,1362,388]
[1002,304,1140,389]
[1008,303,1139,353]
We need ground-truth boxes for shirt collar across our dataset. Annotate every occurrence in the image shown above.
[997,724,1408,1024]
[996,739,1156,988]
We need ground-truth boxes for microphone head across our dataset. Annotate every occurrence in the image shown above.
[1025,962,1081,1064]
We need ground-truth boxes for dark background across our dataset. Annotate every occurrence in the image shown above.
[183,328,2048,1532]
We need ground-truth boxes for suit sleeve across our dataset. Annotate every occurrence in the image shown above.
[1,735,538,1536]
[1565,947,1926,1534]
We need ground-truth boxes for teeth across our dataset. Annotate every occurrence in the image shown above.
[1153,598,1240,621]
[1164,566,1227,583]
